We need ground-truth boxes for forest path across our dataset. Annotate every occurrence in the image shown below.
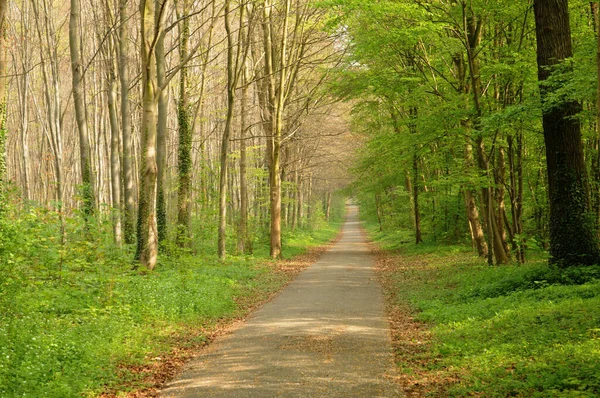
[160,205,401,397]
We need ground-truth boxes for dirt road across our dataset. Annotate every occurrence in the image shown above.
[160,206,401,397]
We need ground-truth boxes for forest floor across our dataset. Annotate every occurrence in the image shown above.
[156,206,401,397]
[370,231,600,397]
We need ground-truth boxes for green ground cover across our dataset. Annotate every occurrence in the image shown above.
[368,223,600,397]
[0,209,342,398]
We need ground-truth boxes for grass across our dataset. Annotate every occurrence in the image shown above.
[0,210,342,398]
[368,223,600,397]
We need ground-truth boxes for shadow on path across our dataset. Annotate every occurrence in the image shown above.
[160,206,402,397]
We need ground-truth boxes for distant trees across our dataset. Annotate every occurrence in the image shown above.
[1,0,348,268]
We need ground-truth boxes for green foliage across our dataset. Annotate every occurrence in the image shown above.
[0,202,342,397]
[386,240,600,396]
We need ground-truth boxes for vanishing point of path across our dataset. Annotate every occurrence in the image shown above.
[160,206,402,397]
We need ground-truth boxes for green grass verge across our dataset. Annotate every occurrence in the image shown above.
[0,220,342,398]
[367,223,600,397]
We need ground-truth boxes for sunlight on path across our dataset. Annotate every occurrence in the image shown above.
[160,206,402,397]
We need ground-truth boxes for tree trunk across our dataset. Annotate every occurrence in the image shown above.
[16,5,31,203]
[218,0,237,259]
[464,140,488,257]
[533,0,600,266]
[592,2,600,236]
[119,0,136,244]
[156,23,168,247]
[107,58,123,246]
[508,133,525,263]
[325,191,332,222]
[237,66,250,254]
[136,0,160,270]
[69,0,95,218]
[176,0,192,248]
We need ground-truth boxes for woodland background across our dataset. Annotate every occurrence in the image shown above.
[2,0,600,396]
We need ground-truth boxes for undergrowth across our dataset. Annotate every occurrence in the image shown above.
[0,206,342,397]
[368,223,600,397]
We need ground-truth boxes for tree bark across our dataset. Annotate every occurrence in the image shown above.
[156,16,168,247]
[108,60,123,246]
[533,0,600,266]
[119,0,136,244]
[218,0,237,259]
[176,0,192,248]
[136,0,160,270]
[237,65,250,254]
[70,0,96,218]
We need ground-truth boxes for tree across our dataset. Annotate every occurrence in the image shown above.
[119,0,136,244]
[136,0,164,270]
[70,0,96,218]
[176,0,192,248]
[533,0,600,266]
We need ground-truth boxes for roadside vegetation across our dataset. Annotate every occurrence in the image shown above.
[0,201,344,398]
[369,223,600,397]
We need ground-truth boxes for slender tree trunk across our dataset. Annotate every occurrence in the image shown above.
[218,0,237,259]
[31,0,66,242]
[296,174,303,228]
[464,140,488,257]
[463,5,508,264]
[267,0,291,258]
[107,59,123,246]
[237,67,250,254]
[16,4,31,203]
[413,152,423,244]
[533,0,600,266]
[508,133,525,263]
[156,21,168,247]
[176,0,192,248]
[291,168,298,230]
[136,0,160,270]
[119,0,136,244]
[70,0,95,218]
[325,191,332,222]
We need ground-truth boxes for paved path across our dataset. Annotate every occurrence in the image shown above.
[160,206,401,397]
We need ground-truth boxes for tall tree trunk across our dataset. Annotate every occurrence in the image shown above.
[266,0,291,258]
[31,0,66,242]
[119,0,136,244]
[464,140,488,257]
[413,152,423,244]
[325,191,332,222]
[218,0,237,259]
[70,0,95,218]
[592,2,600,235]
[156,20,168,247]
[107,57,123,246]
[533,0,600,266]
[463,4,509,264]
[136,0,160,270]
[508,133,525,263]
[16,3,31,203]
[176,0,192,248]
[237,66,250,254]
